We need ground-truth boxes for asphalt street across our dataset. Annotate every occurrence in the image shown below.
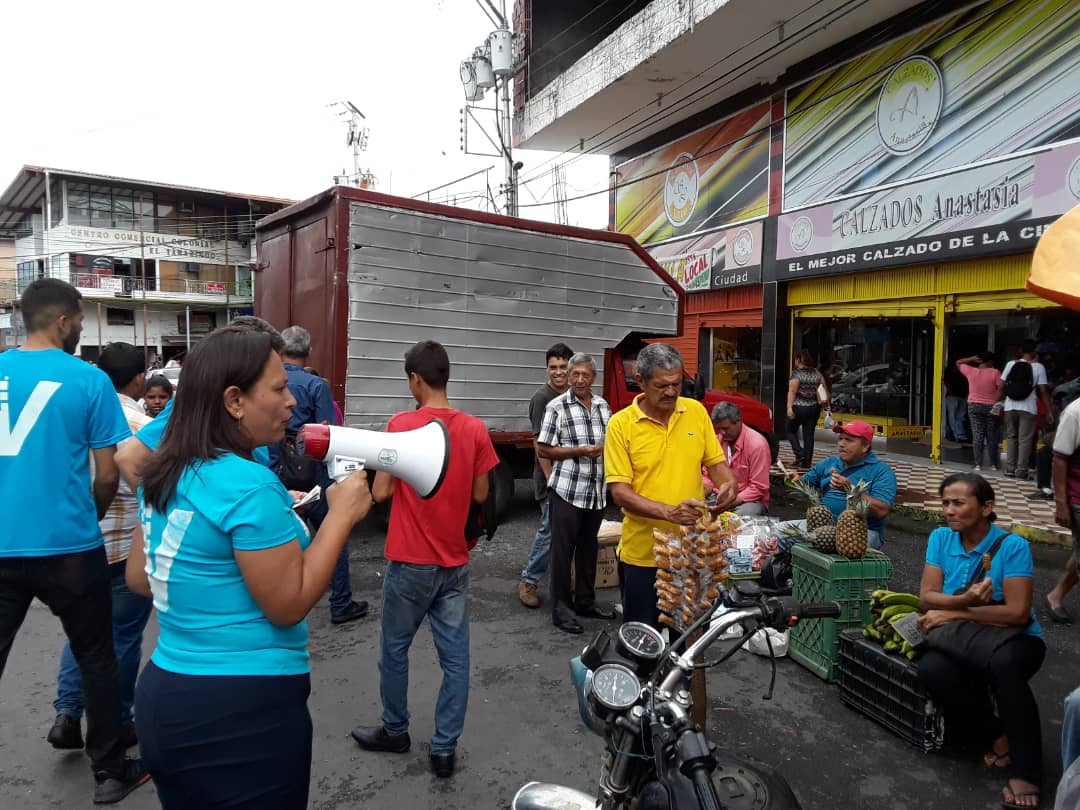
[1,483,1077,809]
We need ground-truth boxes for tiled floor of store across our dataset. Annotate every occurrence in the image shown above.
[773,443,1071,543]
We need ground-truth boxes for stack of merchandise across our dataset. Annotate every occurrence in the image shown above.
[724,547,754,574]
[653,512,736,631]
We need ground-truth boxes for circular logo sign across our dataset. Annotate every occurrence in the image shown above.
[789,216,814,253]
[1068,156,1080,201]
[377,448,398,466]
[664,153,699,227]
[731,228,754,267]
[876,55,944,156]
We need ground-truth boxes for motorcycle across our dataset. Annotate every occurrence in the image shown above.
[512,580,841,810]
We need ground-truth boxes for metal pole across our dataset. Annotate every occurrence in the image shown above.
[139,212,148,366]
[43,170,52,280]
[97,301,103,351]
[501,74,516,217]
[185,305,191,354]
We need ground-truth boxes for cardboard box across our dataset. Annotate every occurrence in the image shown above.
[570,535,622,590]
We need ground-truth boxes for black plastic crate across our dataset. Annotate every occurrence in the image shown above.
[837,630,944,752]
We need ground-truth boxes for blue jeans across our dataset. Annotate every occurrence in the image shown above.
[945,395,969,441]
[520,497,551,584]
[310,499,354,616]
[54,560,152,726]
[1064,686,1080,770]
[379,561,469,753]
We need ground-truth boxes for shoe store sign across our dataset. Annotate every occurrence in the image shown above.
[766,141,1080,281]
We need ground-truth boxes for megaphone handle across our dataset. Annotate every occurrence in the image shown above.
[328,455,366,483]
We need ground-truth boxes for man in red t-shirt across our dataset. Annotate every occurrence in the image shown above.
[351,340,498,779]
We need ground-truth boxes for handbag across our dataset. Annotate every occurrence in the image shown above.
[823,410,835,429]
[924,532,1028,667]
[276,434,319,491]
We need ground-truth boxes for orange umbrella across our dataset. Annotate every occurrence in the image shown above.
[1027,204,1080,311]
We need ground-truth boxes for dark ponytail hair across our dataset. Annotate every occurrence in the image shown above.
[142,326,276,512]
[939,472,997,523]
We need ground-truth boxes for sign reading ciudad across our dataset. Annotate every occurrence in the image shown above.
[647,220,764,292]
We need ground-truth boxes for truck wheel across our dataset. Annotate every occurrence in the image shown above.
[750,426,781,464]
[491,459,515,522]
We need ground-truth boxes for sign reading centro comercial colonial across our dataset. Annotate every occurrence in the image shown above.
[63,225,244,264]
[767,141,1080,280]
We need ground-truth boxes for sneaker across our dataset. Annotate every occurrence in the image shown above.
[93,758,151,804]
[1004,471,1017,478]
[973,465,982,472]
[518,580,540,609]
[47,714,84,750]
[1027,489,1053,500]
[331,600,369,625]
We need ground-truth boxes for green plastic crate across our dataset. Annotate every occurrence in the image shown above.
[788,545,892,683]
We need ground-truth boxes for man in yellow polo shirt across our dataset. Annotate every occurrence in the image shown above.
[605,343,737,627]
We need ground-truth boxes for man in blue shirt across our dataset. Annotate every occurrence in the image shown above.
[789,420,897,549]
[274,325,366,625]
[0,279,149,803]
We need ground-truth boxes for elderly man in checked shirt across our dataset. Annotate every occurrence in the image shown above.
[536,352,616,634]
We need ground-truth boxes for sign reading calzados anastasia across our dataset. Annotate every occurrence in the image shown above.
[767,141,1080,280]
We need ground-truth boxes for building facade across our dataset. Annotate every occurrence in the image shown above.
[0,167,291,362]
[516,0,1080,462]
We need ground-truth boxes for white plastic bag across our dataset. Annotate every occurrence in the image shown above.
[823,409,835,430]
[742,627,789,657]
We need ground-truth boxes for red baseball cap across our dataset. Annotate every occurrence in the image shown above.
[833,420,874,442]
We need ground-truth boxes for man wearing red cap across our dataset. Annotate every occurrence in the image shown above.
[788,420,897,550]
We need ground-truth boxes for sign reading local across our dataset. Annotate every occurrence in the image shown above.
[767,140,1080,280]
[648,221,764,292]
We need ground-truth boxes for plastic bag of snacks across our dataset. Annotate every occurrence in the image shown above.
[654,512,738,631]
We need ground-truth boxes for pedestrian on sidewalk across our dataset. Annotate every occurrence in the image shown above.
[957,352,1002,471]
[518,343,573,609]
[536,353,614,634]
[786,350,826,470]
[917,472,1045,810]
[1047,395,1080,623]
[944,359,970,444]
[1002,340,1053,480]
[352,340,499,779]
[48,343,153,757]
[0,279,149,804]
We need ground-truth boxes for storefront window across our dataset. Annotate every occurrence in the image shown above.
[711,328,761,397]
[798,317,933,427]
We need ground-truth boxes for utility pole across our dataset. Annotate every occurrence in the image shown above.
[331,102,369,186]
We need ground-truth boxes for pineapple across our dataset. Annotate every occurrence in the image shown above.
[787,479,834,533]
[811,525,838,554]
[836,479,871,559]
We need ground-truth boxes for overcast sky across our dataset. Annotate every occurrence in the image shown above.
[0,0,608,227]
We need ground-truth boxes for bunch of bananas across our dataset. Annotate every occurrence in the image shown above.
[863,590,923,661]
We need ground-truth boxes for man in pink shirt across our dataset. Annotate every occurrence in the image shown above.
[703,402,771,516]
[957,353,1004,471]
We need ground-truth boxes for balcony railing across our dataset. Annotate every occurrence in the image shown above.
[72,273,251,298]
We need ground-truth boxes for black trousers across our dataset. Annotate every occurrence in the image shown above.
[137,661,313,809]
[618,560,661,629]
[918,633,1046,785]
[548,492,603,624]
[787,403,821,466]
[0,545,125,775]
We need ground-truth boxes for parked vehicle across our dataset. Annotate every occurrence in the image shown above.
[255,187,774,518]
[512,580,840,809]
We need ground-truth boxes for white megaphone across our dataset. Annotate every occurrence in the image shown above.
[297,421,450,499]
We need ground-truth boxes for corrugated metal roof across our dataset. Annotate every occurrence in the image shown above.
[0,165,294,237]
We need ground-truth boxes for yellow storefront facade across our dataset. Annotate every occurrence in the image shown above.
[785,254,1067,463]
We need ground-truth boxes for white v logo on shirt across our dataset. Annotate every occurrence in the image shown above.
[0,379,62,456]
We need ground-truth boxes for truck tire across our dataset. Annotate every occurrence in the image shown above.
[749,426,781,464]
[491,459,515,522]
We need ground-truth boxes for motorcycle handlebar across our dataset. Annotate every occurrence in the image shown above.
[799,601,843,620]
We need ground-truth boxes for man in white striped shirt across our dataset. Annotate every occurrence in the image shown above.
[537,352,615,634]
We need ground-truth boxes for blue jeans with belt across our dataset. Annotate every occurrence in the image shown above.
[379,561,470,754]
[54,560,153,725]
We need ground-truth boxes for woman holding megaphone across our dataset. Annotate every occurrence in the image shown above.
[125,325,372,809]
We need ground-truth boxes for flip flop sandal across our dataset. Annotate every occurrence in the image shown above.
[1001,785,1040,809]
[1046,596,1072,624]
[983,750,1011,768]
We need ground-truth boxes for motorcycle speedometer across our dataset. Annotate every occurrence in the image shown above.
[617,622,666,661]
[590,663,641,711]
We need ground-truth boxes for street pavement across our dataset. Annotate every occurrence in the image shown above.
[1,483,1077,809]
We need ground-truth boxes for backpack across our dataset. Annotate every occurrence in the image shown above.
[1003,361,1035,401]
[276,434,319,491]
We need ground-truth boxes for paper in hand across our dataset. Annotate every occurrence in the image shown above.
[292,485,322,511]
[890,611,926,648]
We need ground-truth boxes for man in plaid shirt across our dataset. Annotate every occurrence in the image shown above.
[537,352,615,634]
[48,342,154,753]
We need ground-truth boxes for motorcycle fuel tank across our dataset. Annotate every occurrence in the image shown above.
[512,782,596,810]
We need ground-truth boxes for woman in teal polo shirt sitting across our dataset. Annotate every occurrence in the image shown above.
[126,325,372,809]
[917,473,1044,810]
